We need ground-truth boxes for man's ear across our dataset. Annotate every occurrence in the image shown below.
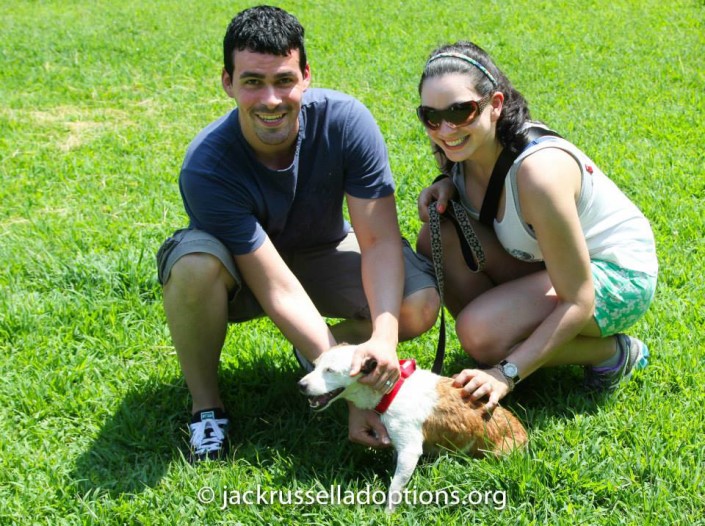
[302,63,311,90]
[360,358,377,375]
[222,68,235,98]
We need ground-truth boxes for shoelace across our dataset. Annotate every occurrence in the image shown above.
[189,418,228,453]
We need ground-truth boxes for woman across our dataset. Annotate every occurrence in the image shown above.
[415,41,658,412]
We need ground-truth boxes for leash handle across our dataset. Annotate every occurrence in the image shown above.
[428,201,486,374]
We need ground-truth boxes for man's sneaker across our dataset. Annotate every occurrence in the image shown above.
[293,346,315,373]
[189,407,230,462]
[584,334,650,393]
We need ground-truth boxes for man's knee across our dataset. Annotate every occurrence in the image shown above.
[416,224,432,259]
[399,287,440,340]
[164,253,235,299]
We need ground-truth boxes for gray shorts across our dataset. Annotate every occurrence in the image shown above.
[156,229,437,323]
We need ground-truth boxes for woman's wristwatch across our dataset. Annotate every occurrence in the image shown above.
[495,360,521,391]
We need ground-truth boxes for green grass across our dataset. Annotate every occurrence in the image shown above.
[2,0,704,524]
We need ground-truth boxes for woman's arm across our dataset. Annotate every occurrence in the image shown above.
[506,148,595,373]
[455,148,596,410]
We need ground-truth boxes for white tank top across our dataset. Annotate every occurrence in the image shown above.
[451,137,658,276]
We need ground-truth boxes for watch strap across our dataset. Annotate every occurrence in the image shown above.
[497,360,520,391]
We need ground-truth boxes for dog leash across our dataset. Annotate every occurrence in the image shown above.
[428,200,486,375]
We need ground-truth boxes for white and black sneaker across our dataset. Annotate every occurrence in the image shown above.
[189,407,230,462]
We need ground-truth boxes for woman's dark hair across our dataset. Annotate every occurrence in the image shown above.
[418,41,531,174]
[223,5,307,78]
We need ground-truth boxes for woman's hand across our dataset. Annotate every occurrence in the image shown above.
[452,367,511,413]
[417,176,457,222]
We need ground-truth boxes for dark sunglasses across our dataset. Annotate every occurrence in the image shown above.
[416,96,491,130]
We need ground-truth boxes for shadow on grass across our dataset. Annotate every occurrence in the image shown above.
[72,348,605,498]
[70,378,190,497]
[70,357,394,498]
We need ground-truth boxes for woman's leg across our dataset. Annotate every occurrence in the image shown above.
[417,218,617,370]
[416,219,543,317]
[454,270,617,367]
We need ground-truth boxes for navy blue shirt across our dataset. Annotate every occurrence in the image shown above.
[179,88,395,255]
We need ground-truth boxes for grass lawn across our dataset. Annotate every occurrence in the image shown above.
[1,0,704,524]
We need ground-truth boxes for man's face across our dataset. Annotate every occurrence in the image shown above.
[223,49,310,163]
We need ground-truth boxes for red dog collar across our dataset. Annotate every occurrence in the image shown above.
[374,359,416,414]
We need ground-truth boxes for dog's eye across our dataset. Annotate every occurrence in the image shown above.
[324,367,334,374]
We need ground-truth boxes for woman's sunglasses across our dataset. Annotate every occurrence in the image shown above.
[416,96,491,130]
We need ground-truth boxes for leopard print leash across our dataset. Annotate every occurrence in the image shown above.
[428,200,486,374]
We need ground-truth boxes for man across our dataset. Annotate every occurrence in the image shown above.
[156,5,439,461]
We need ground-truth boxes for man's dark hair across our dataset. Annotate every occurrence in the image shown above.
[223,5,307,77]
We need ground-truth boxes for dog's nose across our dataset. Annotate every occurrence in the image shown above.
[297,379,308,393]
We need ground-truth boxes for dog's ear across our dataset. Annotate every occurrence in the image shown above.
[360,358,377,375]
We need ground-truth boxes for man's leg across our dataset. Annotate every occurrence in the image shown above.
[157,229,261,461]
[292,234,439,344]
[163,253,234,413]
[328,286,439,343]
[397,239,440,341]
[328,319,372,344]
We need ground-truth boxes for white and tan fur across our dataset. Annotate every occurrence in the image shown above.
[297,344,527,511]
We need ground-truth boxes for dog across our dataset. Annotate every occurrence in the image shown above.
[297,344,527,511]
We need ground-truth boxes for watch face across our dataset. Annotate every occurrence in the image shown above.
[503,362,518,378]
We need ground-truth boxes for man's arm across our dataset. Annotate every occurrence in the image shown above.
[237,227,394,449]
[346,193,403,388]
[234,236,335,360]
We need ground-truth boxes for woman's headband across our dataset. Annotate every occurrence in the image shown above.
[426,52,498,87]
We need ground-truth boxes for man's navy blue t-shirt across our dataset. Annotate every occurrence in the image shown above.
[178,88,395,256]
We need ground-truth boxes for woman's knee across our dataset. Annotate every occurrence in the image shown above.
[455,307,504,364]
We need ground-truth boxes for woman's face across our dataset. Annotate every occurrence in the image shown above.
[419,73,496,163]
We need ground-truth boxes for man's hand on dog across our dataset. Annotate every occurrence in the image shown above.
[453,368,510,414]
[349,340,401,393]
[347,404,391,448]
[345,342,399,448]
